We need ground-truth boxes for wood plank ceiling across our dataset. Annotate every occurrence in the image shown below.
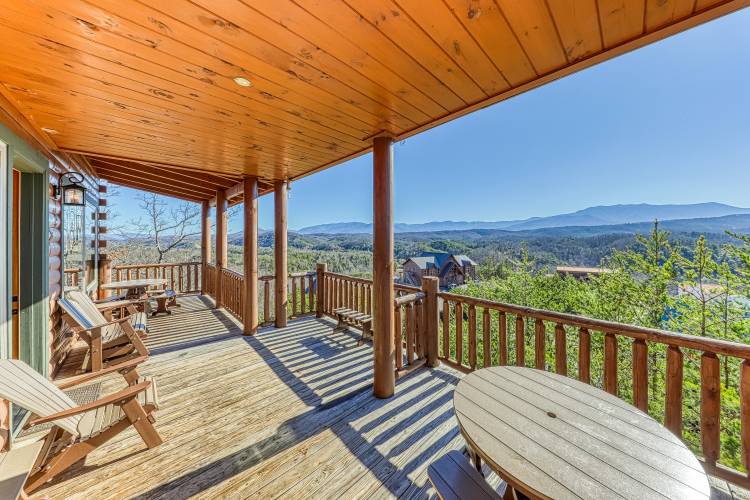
[0,0,746,201]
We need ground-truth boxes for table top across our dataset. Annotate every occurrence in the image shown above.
[453,366,710,500]
[101,279,166,290]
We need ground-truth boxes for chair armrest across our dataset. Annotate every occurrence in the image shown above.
[54,355,148,390]
[95,298,148,311]
[70,315,132,334]
[28,381,151,427]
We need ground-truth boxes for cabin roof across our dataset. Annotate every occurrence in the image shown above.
[1,1,745,200]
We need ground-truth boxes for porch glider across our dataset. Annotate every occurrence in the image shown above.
[0,359,161,494]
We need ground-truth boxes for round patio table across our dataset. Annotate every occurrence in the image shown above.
[454,366,710,500]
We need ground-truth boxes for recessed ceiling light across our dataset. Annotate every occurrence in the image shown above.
[41,127,58,134]
[233,76,252,87]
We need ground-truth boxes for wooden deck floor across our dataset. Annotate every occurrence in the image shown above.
[42,295,485,499]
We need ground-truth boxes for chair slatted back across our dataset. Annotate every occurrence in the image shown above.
[61,291,121,341]
[0,360,81,435]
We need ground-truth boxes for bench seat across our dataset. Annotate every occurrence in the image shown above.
[428,450,502,500]
[333,308,373,345]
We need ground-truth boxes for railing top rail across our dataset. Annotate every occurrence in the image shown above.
[221,268,244,279]
[394,291,425,307]
[113,261,201,269]
[439,291,750,359]
[324,271,373,285]
[395,283,421,293]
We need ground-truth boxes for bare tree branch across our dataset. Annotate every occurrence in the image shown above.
[131,193,201,263]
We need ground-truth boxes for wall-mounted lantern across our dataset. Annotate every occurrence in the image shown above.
[54,172,87,206]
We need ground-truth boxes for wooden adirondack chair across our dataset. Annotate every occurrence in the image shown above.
[58,291,149,373]
[0,357,161,494]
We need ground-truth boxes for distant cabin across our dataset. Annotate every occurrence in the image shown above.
[556,266,610,280]
[402,252,477,288]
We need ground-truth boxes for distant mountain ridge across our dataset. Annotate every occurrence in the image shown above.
[297,203,750,235]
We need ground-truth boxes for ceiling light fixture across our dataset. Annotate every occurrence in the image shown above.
[41,127,59,134]
[233,76,252,87]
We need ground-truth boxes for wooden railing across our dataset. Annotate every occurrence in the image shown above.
[63,267,81,288]
[220,268,244,320]
[437,291,750,488]
[203,267,317,325]
[321,272,373,317]
[204,263,217,297]
[394,289,426,376]
[112,261,202,293]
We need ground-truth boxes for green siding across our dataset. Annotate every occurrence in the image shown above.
[18,172,49,374]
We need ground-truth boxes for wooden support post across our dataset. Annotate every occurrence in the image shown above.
[372,135,395,399]
[214,190,227,308]
[422,276,439,368]
[316,263,327,318]
[200,200,211,294]
[242,177,258,336]
[274,180,288,328]
[97,257,112,299]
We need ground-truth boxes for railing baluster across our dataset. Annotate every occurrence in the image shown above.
[406,302,415,364]
[264,280,270,324]
[515,315,525,367]
[604,333,618,395]
[482,308,491,368]
[741,360,750,472]
[534,319,545,370]
[468,305,477,370]
[455,302,463,366]
[395,305,403,369]
[701,352,721,466]
[665,345,684,437]
[309,275,315,313]
[292,277,298,317]
[498,311,507,366]
[442,299,450,359]
[301,276,307,313]
[579,327,591,384]
[632,339,648,413]
[555,323,567,376]
[417,301,425,359]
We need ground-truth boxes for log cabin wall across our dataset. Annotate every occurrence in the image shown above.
[0,105,98,387]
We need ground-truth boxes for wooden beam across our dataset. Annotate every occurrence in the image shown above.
[91,158,231,193]
[200,200,211,294]
[93,163,217,198]
[215,189,227,309]
[274,180,288,328]
[58,148,242,182]
[372,135,395,399]
[225,180,244,201]
[96,174,205,202]
[243,176,259,336]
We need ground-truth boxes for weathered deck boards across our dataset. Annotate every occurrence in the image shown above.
[43,295,503,499]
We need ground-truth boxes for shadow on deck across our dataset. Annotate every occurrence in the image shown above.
[42,295,495,499]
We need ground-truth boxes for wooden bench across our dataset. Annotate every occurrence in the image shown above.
[151,289,177,317]
[428,450,502,500]
[0,440,43,500]
[332,307,372,345]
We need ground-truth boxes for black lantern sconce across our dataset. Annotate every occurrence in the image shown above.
[54,172,87,206]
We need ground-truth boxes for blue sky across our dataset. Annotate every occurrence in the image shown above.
[111,8,750,232]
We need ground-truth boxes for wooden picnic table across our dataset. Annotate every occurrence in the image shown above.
[454,366,710,500]
[101,279,166,298]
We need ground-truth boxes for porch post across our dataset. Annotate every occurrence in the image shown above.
[215,190,227,308]
[200,200,211,294]
[274,180,288,328]
[373,135,395,399]
[316,262,327,318]
[243,176,259,336]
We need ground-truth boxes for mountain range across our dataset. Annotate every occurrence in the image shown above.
[296,203,750,235]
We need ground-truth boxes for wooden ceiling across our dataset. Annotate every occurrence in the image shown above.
[0,0,746,201]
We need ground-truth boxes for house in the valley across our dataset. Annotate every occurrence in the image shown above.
[401,252,477,288]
